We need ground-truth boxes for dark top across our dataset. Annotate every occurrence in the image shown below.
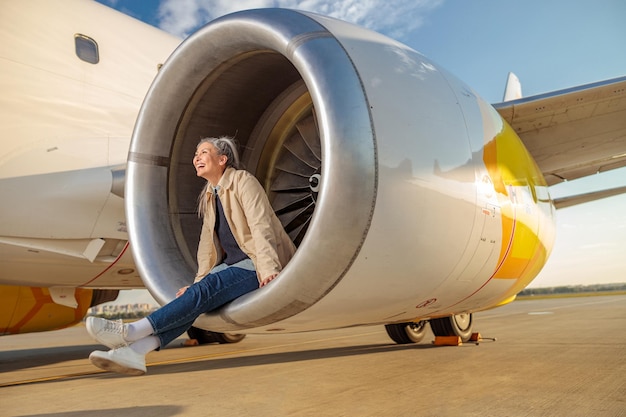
[215,192,249,265]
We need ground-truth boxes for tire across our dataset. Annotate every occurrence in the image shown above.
[429,313,473,342]
[187,327,246,344]
[385,321,428,344]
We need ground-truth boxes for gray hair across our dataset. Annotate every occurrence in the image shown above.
[196,136,241,216]
[197,136,241,169]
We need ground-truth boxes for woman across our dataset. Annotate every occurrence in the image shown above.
[87,136,296,375]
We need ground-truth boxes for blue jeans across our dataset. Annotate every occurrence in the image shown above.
[145,265,258,348]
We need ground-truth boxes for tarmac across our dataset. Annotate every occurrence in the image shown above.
[1,295,625,417]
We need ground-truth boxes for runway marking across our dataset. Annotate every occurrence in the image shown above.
[479,294,625,319]
[0,330,382,388]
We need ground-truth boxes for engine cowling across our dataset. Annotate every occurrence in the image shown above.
[0,286,110,334]
[126,9,555,333]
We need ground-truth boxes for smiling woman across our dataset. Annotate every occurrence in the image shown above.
[87,136,296,376]
[194,137,241,213]
[193,139,229,181]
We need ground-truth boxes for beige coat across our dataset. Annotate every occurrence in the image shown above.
[194,167,296,283]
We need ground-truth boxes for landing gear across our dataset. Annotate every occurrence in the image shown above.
[385,314,475,345]
[187,327,246,344]
[384,321,428,344]
[429,313,474,343]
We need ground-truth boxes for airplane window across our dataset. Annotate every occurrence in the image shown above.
[74,34,99,64]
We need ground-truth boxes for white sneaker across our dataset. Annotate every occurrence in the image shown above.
[89,346,147,376]
[86,317,128,349]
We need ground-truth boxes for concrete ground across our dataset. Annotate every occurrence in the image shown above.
[1,295,625,417]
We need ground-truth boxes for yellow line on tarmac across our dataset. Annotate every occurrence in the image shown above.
[0,370,106,388]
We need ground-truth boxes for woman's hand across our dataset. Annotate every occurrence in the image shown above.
[176,286,190,297]
[260,274,278,287]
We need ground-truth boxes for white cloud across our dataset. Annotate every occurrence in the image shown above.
[156,0,443,40]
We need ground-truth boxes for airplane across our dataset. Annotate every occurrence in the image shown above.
[1,0,625,346]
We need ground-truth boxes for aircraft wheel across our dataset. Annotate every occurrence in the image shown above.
[385,321,428,344]
[187,326,246,344]
[429,313,473,342]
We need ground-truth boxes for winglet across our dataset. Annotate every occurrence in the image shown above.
[502,72,522,101]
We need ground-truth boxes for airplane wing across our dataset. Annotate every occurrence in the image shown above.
[493,77,626,202]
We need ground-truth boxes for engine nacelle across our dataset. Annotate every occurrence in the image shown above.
[126,9,555,333]
[0,286,105,334]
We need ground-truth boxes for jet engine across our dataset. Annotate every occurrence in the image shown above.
[126,9,554,334]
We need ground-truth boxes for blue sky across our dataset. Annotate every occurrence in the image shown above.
[97,0,626,293]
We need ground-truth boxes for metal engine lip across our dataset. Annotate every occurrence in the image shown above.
[126,9,377,331]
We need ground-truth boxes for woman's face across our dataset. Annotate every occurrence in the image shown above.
[193,142,227,182]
